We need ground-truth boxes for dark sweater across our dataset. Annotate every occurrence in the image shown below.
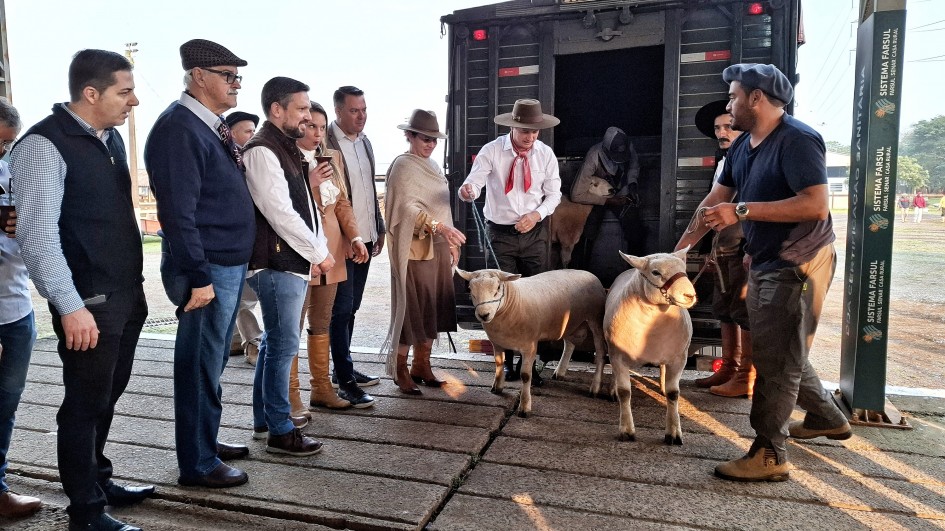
[17,105,143,298]
[144,101,255,287]
[243,121,318,275]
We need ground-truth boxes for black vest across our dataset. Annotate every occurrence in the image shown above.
[17,105,143,298]
[244,121,319,274]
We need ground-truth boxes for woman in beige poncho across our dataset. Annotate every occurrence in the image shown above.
[382,110,466,395]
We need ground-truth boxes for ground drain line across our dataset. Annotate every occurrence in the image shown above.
[423,390,523,528]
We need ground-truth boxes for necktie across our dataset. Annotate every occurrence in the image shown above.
[505,138,531,194]
[217,120,245,171]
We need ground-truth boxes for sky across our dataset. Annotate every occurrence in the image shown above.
[4,0,944,171]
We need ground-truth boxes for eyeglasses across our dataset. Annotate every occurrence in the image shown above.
[416,134,438,144]
[0,139,15,149]
[201,68,242,85]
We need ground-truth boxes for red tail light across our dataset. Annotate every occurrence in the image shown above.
[473,29,487,41]
[712,358,724,372]
[747,2,765,16]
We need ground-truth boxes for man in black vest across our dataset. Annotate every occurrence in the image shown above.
[11,49,152,531]
[243,77,333,456]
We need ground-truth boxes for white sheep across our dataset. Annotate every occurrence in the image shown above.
[456,268,608,417]
[548,176,615,267]
[604,249,696,445]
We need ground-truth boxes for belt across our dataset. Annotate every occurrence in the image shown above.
[486,220,541,235]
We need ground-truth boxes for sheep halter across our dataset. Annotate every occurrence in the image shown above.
[474,282,506,311]
[641,270,688,304]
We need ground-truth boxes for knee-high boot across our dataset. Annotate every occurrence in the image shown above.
[396,349,422,395]
[711,329,755,398]
[308,334,351,409]
[288,355,313,419]
[410,342,445,387]
[696,322,740,388]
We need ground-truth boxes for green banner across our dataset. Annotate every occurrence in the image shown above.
[840,6,907,411]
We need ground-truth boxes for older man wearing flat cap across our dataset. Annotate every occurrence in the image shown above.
[144,38,256,488]
[459,98,562,383]
[698,63,851,482]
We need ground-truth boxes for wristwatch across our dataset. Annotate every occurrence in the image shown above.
[735,202,749,221]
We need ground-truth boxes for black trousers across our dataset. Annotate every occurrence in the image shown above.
[50,284,147,520]
[486,222,550,276]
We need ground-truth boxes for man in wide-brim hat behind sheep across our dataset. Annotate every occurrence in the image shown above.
[459,98,562,382]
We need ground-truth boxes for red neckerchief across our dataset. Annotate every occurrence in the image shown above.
[505,136,532,194]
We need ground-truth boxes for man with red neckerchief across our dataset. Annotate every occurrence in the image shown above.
[459,98,562,382]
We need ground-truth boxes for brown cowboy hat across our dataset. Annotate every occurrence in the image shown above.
[397,109,447,139]
[695,100,730,139]
[493,99,560,129]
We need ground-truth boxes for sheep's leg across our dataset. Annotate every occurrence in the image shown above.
[588,320,607,398]
[659,364,666,396]
[553,340,575,381]
[561,244,574,268]
[662,360,685,446]
[491,347,506,395]
[517,344,538,418]
[610,351,635,441]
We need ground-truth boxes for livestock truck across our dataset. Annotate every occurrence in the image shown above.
[441,0,804,351]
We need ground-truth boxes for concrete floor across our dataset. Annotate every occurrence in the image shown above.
[2,337,944,530]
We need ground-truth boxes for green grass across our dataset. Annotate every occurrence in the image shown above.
[143,235,162,254]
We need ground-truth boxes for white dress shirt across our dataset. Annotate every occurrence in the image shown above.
[462,133,562,224]
[331,121,377,242]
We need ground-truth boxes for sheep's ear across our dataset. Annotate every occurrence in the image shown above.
[673,246,690,261]
[619,251,647,271]
[455,268,474,281]
[498,271,522,282]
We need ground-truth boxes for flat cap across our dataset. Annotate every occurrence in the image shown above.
[225,111,259,129]
[180,39,247,70]
[722,63,793,105]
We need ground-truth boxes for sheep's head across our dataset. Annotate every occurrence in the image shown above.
[619,248,697,308]
[586,175,616,198]
[456,268,521,323]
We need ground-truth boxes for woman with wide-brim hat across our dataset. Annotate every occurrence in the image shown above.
[381,109,466,395]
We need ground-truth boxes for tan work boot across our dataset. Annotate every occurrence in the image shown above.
[788,420,853,440]
[710,331,755,398]
[714,447,792,482]
[307,334,351,409]
[288,356,313,419]
[409,341,445,387]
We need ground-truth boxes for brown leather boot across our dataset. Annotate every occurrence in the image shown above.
[307,334,352,409]
[288,356,313,419]
[696,322,739,387]
[710,330,755,398]
[410,341,445,387]
[396,349,422,395]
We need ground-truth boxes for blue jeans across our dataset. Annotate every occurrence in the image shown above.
[0,312,36,493]
[171,263,246,479]
[329,243,373,384]
[248,269,307,436]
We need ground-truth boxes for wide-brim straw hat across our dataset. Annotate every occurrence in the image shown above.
[397,109,447,139]
[493,99,560,129]
[694,100,730,139]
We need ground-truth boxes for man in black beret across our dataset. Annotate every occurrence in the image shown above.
[700,63,851,482]
[145,38,255,488]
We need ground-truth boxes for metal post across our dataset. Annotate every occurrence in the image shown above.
[123,43,141,217]
[838,0,911,429]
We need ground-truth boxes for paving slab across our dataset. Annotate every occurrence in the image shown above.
[457,462,945,530]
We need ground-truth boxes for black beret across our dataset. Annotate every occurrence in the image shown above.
[694,100,730,139]
[225,111,259,129]
[722,63,793,105]
[180,39,247,70]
